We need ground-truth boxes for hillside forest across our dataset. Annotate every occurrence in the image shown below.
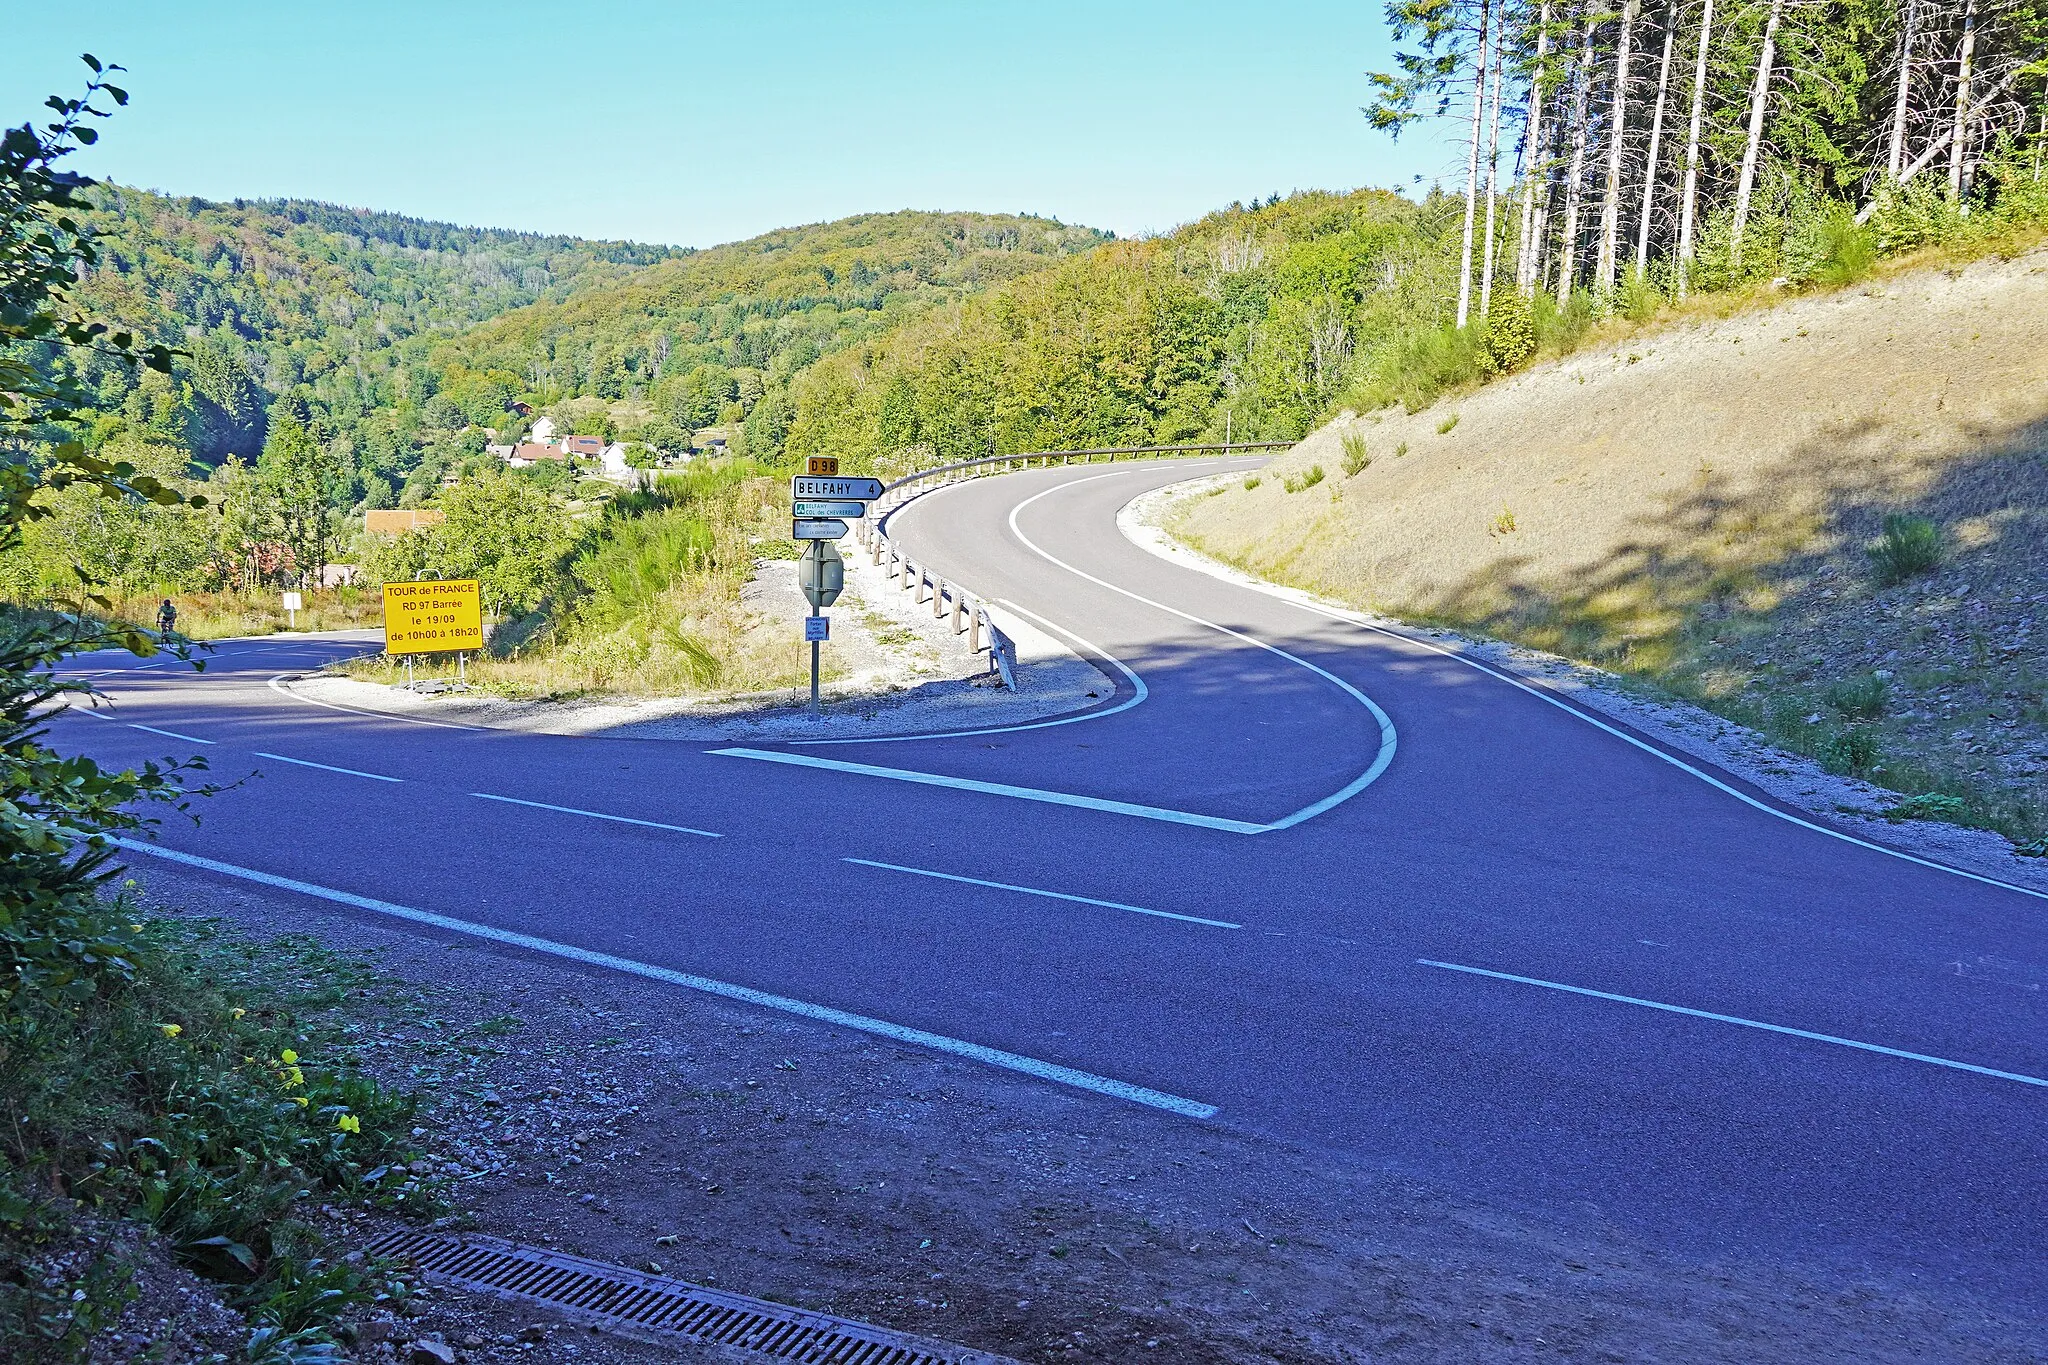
[2,13,2045,690]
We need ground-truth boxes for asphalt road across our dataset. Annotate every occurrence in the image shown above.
[58,458,2048,1321]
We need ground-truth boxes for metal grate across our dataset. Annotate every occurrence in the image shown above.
[367,1229,1020,1364]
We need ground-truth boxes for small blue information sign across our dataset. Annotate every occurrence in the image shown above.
[804,615,829,642]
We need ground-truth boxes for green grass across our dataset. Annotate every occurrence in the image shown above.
[1867,514,1943,585]
[1340,433,1371,477]
[1281,465,1326,494]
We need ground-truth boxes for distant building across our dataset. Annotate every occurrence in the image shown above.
[599,442,634,478]
[364,509,446,536]
[486,443,515,460]
[507,443,566,467]
[563,434,604,458]
[530,416,558,441]
[507,400,534,418]
[692,427,730,457]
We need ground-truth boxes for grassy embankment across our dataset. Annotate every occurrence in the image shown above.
[343,460,812,700]
[1174,234,2048,849]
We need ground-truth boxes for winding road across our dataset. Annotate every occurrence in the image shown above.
[59,458,2048,1323]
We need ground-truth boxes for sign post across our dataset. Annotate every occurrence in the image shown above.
[282,589,303,628]
[788,466,876,712]
[798,541,844,713]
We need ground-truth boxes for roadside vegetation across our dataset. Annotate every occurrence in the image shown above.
[0,60,440,1363]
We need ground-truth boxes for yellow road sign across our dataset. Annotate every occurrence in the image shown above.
[805,456,840,476]
[382,579,483,654]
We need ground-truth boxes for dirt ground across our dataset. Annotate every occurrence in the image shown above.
[116,864,2046,1365]
[1175,245,2048,843]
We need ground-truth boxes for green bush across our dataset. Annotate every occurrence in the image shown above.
[1482,289,1536,370]
[1817,724,1883,776]
[1867,514,1942,584]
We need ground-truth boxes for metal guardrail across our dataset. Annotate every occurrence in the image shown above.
[853,440,1285,688]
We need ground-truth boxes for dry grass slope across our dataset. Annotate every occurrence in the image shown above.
[1176,246,2048,843]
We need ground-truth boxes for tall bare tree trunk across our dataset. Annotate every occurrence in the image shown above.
[1556,10,1599,303]
[1676,0,1715,297]
[1516,0,1555,293]
[1635,6,1677,273]
[1481,0,1507,315]
[1888,0,1920,177]
[1459,0,1494,327]
[1948,0,1978,197]
[1729,0,1783,268]
[1597,0,1641,293]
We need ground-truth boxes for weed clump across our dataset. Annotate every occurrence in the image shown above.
[1817,723,1883,776]
[1867,514,1941,584]
[1886,792,1969,823]
[1436,413,1461,435]
[1243,475,1262,491]
[1825,673,1888,719]
[1340,433,1371,477]
[1282,465,1326,494]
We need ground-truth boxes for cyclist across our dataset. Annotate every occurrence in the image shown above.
[155,599,177,635]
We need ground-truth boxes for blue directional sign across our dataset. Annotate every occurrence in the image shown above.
[792,518,849,540]
[804,615,830,642]
[793,499,871,518]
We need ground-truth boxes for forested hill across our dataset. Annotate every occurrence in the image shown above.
[423,211,1113,459]
[52,188,679,470]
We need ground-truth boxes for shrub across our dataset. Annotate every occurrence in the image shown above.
[1825,673,1888,719]
[1867,514,1942,584]
[1436,413,1460,435]
[1243,475,1262,490]
[1482,289,1536,370]
[1340,433,1371,477]
[1616,268,1662,322]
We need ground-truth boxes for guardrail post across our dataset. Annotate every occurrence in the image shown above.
[951,589,964,633]
[933,577,946,620]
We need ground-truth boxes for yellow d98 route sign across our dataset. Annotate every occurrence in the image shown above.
[382,579,483,654]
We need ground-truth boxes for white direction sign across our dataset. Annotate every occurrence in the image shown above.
[792,476,885,501]
[793,499,870,518]
[792,518,849,540]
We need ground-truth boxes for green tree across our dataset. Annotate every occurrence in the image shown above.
[430,470,572,615]
[255,413,336,588]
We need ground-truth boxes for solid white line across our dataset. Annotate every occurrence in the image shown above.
[129,723,215,745]
[795,599,1151,746]
[844,857,1242,928]
[1419,958,2048,1089]
[1003,472,1399,830]
[267,673,487,731]
[111,838,1219,1119]
[711,747,1268,834]
[255,751,403,782]
[470,792,721,838]
[1119,496,2048,903]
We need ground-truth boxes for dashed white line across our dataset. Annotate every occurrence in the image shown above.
[254,751,402,782]
[845,857,1242,928]
[111,838,1218,1119]
[470,792,721,838]
[1420,958,2048,1089]
[129,723,215,745]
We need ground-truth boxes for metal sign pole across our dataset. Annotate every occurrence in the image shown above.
[810,637,821,713]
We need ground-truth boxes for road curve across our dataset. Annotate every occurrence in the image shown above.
[58,458,2048,1321]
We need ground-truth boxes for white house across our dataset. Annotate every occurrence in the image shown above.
[599,442,633,478]
[530,415,558,441]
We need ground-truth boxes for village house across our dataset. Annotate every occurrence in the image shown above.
[529,415,558,441]
[563,434,605,458]
[506,443,567,468]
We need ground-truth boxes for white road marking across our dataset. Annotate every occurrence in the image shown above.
[129,723,215,745]
[254,751,402,782]
[112,839,1219,1119]
[1003,471,1399,832]
[712,747,1268,834]
[845,857,1242,928]
[267,673,486,731]
[1121,491,2048,904]
[1419,958,2048,1089]
[470,792,721,838]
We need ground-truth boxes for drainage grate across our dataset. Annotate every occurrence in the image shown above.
[367,1229,1020,1364]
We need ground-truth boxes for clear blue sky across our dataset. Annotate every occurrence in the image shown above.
[8,1,1457,248]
